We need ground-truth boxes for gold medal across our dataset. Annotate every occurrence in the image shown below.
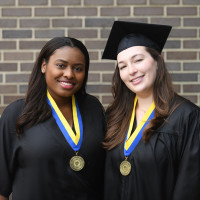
[70,155,85,171]
[120,160,131,176]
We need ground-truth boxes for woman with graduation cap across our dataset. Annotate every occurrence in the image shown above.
[102,21,200,200]
[0,37,105,200]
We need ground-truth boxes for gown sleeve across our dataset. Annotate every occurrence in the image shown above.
[172,109,200,200]
[0,100,24,197]
[0,111,13,197]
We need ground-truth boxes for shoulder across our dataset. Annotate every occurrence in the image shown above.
[1,99,25,121]
[161,95,200,134]
[76,93,105,117]
[77,93,104,109]
[172,95,200,118]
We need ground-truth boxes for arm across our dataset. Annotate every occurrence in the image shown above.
[172,109,200,200]
[0,194,8,200]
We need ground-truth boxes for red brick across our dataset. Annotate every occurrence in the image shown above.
[102,74,113,82]
[165,62,181,71]
[87,84,111,93]
[167,7,197,15]
[35,8,65,16]
[118,18,148,24]
[0,19,17,27]
[52,0,81,5]
[117,0,146,5]
[4,95,25,105]
[181,95,197,104]
[19,41,47,49]
[167,51,197,60]
[102,95,113,104]
[19,85,28,93]
[0,63,17,71]
[84,0,113,5]
[172,84,180,93]
[184,18,200,26]
[170,28,196,38]
[4,52,33,61]
[68,8,97,16]
[0,85,17,93]
[0,107,6,116]
[19,0,47,5]
[90,62,115,71]
[170,73,197,82]
[183,84,200,92]
[85,18,114,27]
[183,63,200,71]
[20,63,34,71]
[6,74,30,83]
[151,18,181,26]
[183,40,200,48]
[20,19,49,28]
[164,40,180,49]
[150,0,179,4]
[85,40,107,49]
[68,29,97,38]
[88,51,99,60]
[134,7,163,16]
[35,30,65,38]
[88,73,100,82]
[2,8,31,16]
[52,19,82,27]
[101,29,111,38]
[101,7,130,16]
[0,0,15,5]
[3,30,32,38]
[0,41,16,50]
[183,0,200,5]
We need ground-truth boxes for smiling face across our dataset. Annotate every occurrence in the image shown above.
[41,46,85,103]
[117,46,157,98]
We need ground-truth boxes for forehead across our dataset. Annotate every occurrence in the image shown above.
[50,46,85,62]
[117,46,147,61]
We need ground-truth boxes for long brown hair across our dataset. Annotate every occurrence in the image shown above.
[104,47,176,150]
[16,37,90,135]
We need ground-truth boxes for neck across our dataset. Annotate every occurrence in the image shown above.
[56,97,71,109]
[136,94,154,113]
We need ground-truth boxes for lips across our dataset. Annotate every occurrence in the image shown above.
[58,80,76,89]
[60,81,74,86]
[131,75,144,83]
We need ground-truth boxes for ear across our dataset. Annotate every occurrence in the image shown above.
[41,60,47,74]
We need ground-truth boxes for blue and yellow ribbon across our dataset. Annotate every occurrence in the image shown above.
[47,90,83,151]
[124,96,155,157]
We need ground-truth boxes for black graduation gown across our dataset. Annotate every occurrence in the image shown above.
[104,96,200,200]
[0,94,105,200]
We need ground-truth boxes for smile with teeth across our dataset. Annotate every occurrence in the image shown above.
[132,76,143,82]
[60,81,74,86]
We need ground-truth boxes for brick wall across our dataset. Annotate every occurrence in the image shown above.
[0,0,200,116]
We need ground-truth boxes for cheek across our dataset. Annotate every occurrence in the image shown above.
[119,70,127,82]
[76,72,85,83]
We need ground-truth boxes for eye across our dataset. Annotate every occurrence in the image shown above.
[73,65,84,72]
[135,59,143,63]
[56,63,65,68]
[119,65,126,70]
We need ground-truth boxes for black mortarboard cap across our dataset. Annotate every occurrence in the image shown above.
[102,21,172,60]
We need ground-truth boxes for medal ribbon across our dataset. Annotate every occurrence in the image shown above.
[47,90,83,151]
[124,96,155,157]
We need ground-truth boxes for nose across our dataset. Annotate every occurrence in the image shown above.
[128,63,137,75]
[63,67,74,79]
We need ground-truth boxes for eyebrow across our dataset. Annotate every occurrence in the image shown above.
[118,54,142,65]
[55,59,85,66]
